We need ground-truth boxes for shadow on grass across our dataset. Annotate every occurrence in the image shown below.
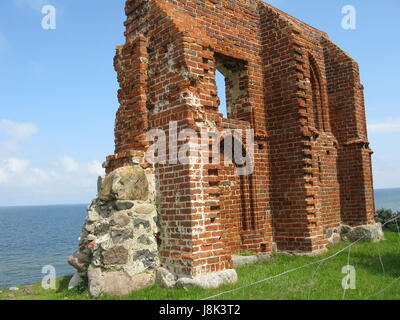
[352,252,400,279]
[56,275,73,294]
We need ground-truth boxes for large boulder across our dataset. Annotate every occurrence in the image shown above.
[156,267,177,288]
[100,166,149,201]
[341,223,384,242]
[88,266,154,298]
[68,272,83,290]
[103,271,153,297]
[176,269,238,289]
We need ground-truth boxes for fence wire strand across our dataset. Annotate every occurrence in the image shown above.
[202,215,400,300]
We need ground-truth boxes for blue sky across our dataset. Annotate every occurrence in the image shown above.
[0,0,399,206]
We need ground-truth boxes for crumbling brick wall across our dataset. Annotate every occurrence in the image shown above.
[103,0,375,278]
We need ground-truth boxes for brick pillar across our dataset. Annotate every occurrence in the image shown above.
[322,38,375,226]
[260,7,327,253]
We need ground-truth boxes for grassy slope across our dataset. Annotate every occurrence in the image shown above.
[1,230,399,301]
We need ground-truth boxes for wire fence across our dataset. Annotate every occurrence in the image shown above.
[202,215,400,300]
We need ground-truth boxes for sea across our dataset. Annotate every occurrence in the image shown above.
[0,204,87,289]
[0,188,399,289]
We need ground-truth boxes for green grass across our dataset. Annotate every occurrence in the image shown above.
[1,230,399,300]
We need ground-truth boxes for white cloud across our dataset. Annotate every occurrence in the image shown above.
[0,119,39,154]
[0,157,31,184]
[57,156,79,172]
[6,157,29,173]
[0,119,105,205]
[87,160,104,176]
[368,120,400,133]
[0,119,38,141]
[0,156,105,205]
[0,168,7,183]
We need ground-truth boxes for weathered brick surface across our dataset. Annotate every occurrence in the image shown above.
[103,0,375,277]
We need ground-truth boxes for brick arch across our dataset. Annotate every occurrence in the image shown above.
[308,54,328,132]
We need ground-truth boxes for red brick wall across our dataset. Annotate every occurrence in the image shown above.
[322,38,375,226]
[103,0,375,276]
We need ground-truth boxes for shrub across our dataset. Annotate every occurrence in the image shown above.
[375,208,400,231]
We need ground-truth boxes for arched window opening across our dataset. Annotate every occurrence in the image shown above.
[309,58,325,131]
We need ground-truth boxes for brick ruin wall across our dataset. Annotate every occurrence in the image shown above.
[100,0,376,280]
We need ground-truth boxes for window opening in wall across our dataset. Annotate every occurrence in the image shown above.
[216,69,228,118]
[214,53,248,120]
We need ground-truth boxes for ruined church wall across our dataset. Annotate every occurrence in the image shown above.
[322,38,375,226]
[104,0,375,273]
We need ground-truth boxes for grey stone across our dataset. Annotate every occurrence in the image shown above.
[217,269,239,284]
[325,227,340,238]
[342,223,384,242]
[97,176,104,194]
[134,218,150,229]
[68,272,83,290]
[135,203,156,215]
[102,271,133,297]
[137,234,153,245]
[113,200,135,211]
[340,225,353,235]
[328,233,341,245]
[111,229,133,244]
[88,266,154,298]
[22,287,37,295]
[9,287,19,291]
[232,253,271,267]
[100,166,149,201]
[176,269,237,289]
[87,210,100,223]
[102,246,129,265]
[70,168,160,299]
[85,224,95,233]
[132,249,157,269]
[87,234,97,241]
[156,267,177,288]
[232,255,258,267]
[257,253,272,262]
[112,212,131,227]
[103,271,153,297]
[88,266,104,298]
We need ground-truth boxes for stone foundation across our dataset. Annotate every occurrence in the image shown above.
[68,165,160,298]
[68,165,238,297]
